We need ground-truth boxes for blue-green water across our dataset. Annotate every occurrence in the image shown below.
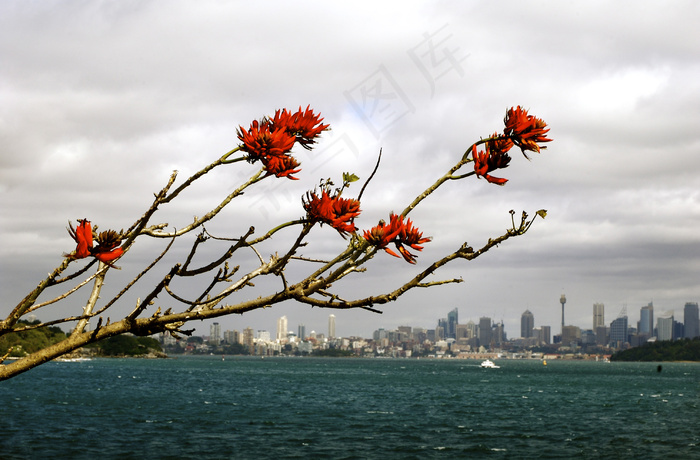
[2,357,699,459]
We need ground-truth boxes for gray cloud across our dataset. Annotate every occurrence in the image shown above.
[1,1,698,339]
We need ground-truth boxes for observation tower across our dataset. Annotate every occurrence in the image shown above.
[560,294,566,334]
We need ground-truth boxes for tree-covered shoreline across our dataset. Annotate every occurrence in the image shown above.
[610,338,700,362]
[1,320,164,359]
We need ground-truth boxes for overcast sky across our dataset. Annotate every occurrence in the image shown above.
[2,1,699,340]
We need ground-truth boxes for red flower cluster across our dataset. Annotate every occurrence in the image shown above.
[503,106,551,157]
[67,219,124,264]
[237,106,329,180]
[363,213,431,264]
[303,189,361,237]
[472,106,551,185]
[472,141,512,186]
[271,106,330,150]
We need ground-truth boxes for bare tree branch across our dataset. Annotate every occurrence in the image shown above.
[0,105,553,381]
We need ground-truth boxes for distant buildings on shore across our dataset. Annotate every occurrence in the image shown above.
[160,298,700,357]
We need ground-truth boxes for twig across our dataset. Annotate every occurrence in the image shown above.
[357,148,382,202]
[93,236,177,316]
[27,264,109,313]
[73,261,107,335]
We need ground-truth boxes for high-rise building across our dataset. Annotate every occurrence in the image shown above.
[373,328,387,341]
[455,324,470,340]
[639,302,654,337]
[437,318,447,340]
[561,325,581,347]
[276,315,288,342]
[412,327,427,343]
[521,310,534,338]
[298,323,306,340]
[209,322,221,345]
[593,303,605,329]
[540,325,551,345]
[223,329,239,344]
[595,326,608,346]
[657,312,674,341]
[673,319,685,339]
[447,308,458,339]
[454,320,477,341]
[492,321,505,346]
[684,302,699,339]
[257,330,271,342]
[581,329,597,346]
[398,326,412,340]
[610,308,628,347]
[465,320,477,339]
[243,327,254,353]
[329,314,336,339]
[478,317,492,348]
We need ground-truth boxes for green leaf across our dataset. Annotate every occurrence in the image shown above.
[343,172,360,183]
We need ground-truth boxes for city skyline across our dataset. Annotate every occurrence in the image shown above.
[205,297,700,344]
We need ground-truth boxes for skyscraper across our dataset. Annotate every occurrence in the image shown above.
[684,302,699,339]
[657,312,674,341]
[561,325,581,347]
[276,315,288,342]
[521,310,534,338]
[593,303,605,329]
[610,307,628,347]
[540,325,551,345]
[210,322,221,345]
[223,329,239,344]
[447,308,458,339]
[257,330,271,342]
[243,327,254,353]
[465,320,477,339]
[328,314,336,339]
[298,323,306,340]
[478,317,492,348]
[595,326,609,346]
[639,302,654,337]
[492,320,505,346]
[437,318,447,340]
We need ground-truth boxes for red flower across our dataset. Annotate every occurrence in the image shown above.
[503,106,551,158]
[363,213,431,264]
[331,195,361,235]
[237,106,328,180]
[67,219,93,259]
[486,132,514,156]
[237,119,296,162]
[262,154,301,180]
[66,220,123,264]
[303,190,361,237]
[363,213,404,258]
[395,217,431,264]
[272,105,330,150]
[472,145,510,186]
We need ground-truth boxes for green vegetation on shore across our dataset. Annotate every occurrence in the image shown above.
[1,320,163,358]
[85,335,163,357]
[0,320,67,357]
[610,338,700,362]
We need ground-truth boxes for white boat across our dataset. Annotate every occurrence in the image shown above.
[480,359,500,369]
